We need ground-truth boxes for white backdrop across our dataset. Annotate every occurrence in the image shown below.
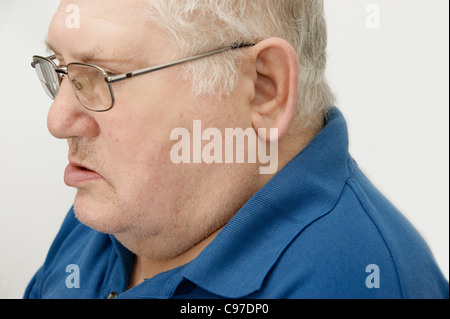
[0,0,448,298]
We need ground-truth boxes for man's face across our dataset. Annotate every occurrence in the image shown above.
[47,0,257,259]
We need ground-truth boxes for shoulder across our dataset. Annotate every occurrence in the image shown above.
[258,168,448,299]
[257,182,401,299]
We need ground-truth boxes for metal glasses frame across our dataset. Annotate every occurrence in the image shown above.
[31,43,255,112]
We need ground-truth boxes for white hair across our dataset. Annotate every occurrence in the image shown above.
[144,0,335,131]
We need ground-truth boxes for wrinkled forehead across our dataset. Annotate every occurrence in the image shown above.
[48,0,168,65]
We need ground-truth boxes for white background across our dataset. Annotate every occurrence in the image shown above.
[0,0,448,298]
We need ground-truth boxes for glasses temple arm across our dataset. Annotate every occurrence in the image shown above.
[106,43,255,84]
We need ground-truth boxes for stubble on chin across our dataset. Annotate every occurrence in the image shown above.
[72,182,130,235]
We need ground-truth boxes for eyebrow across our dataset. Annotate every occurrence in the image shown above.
[45,40,58,55]
[46,40,98,63]
[45,39,126,71]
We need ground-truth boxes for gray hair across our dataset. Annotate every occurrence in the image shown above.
[145,0,335,131]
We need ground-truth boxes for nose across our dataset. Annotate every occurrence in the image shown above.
[47,76,100,140]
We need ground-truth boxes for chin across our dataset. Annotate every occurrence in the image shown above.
[73,190,130,235]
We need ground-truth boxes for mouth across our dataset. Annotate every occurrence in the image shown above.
[64,161,103,187]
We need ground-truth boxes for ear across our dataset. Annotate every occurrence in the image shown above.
[249,38,299,142]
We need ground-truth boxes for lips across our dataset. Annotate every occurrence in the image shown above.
[64,162,102,187]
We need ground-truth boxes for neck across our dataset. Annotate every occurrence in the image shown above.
[128,227,223,289]
[256,122,324,189]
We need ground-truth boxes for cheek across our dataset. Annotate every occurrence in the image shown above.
[104,126,180,203]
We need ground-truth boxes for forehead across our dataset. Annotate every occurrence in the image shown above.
[48,0,164,64]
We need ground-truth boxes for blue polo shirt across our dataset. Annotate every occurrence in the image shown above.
[24,108,449,299]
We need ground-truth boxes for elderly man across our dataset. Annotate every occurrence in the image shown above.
[25,0,448,299]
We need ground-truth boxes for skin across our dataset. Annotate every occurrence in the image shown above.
[46,0,321,287]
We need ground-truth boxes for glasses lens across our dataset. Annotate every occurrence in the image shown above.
[67,64,113,111]
[34,58,60,99]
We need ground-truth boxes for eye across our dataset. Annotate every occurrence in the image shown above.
[110,79,127,90]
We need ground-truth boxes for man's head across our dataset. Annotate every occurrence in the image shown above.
[45,0,333,261]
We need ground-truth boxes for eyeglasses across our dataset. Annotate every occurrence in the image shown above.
[31,43,255,112]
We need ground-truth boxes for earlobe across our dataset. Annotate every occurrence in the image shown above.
[249,38,299,141]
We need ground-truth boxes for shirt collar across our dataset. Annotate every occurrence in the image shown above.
[182,107,351,298]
